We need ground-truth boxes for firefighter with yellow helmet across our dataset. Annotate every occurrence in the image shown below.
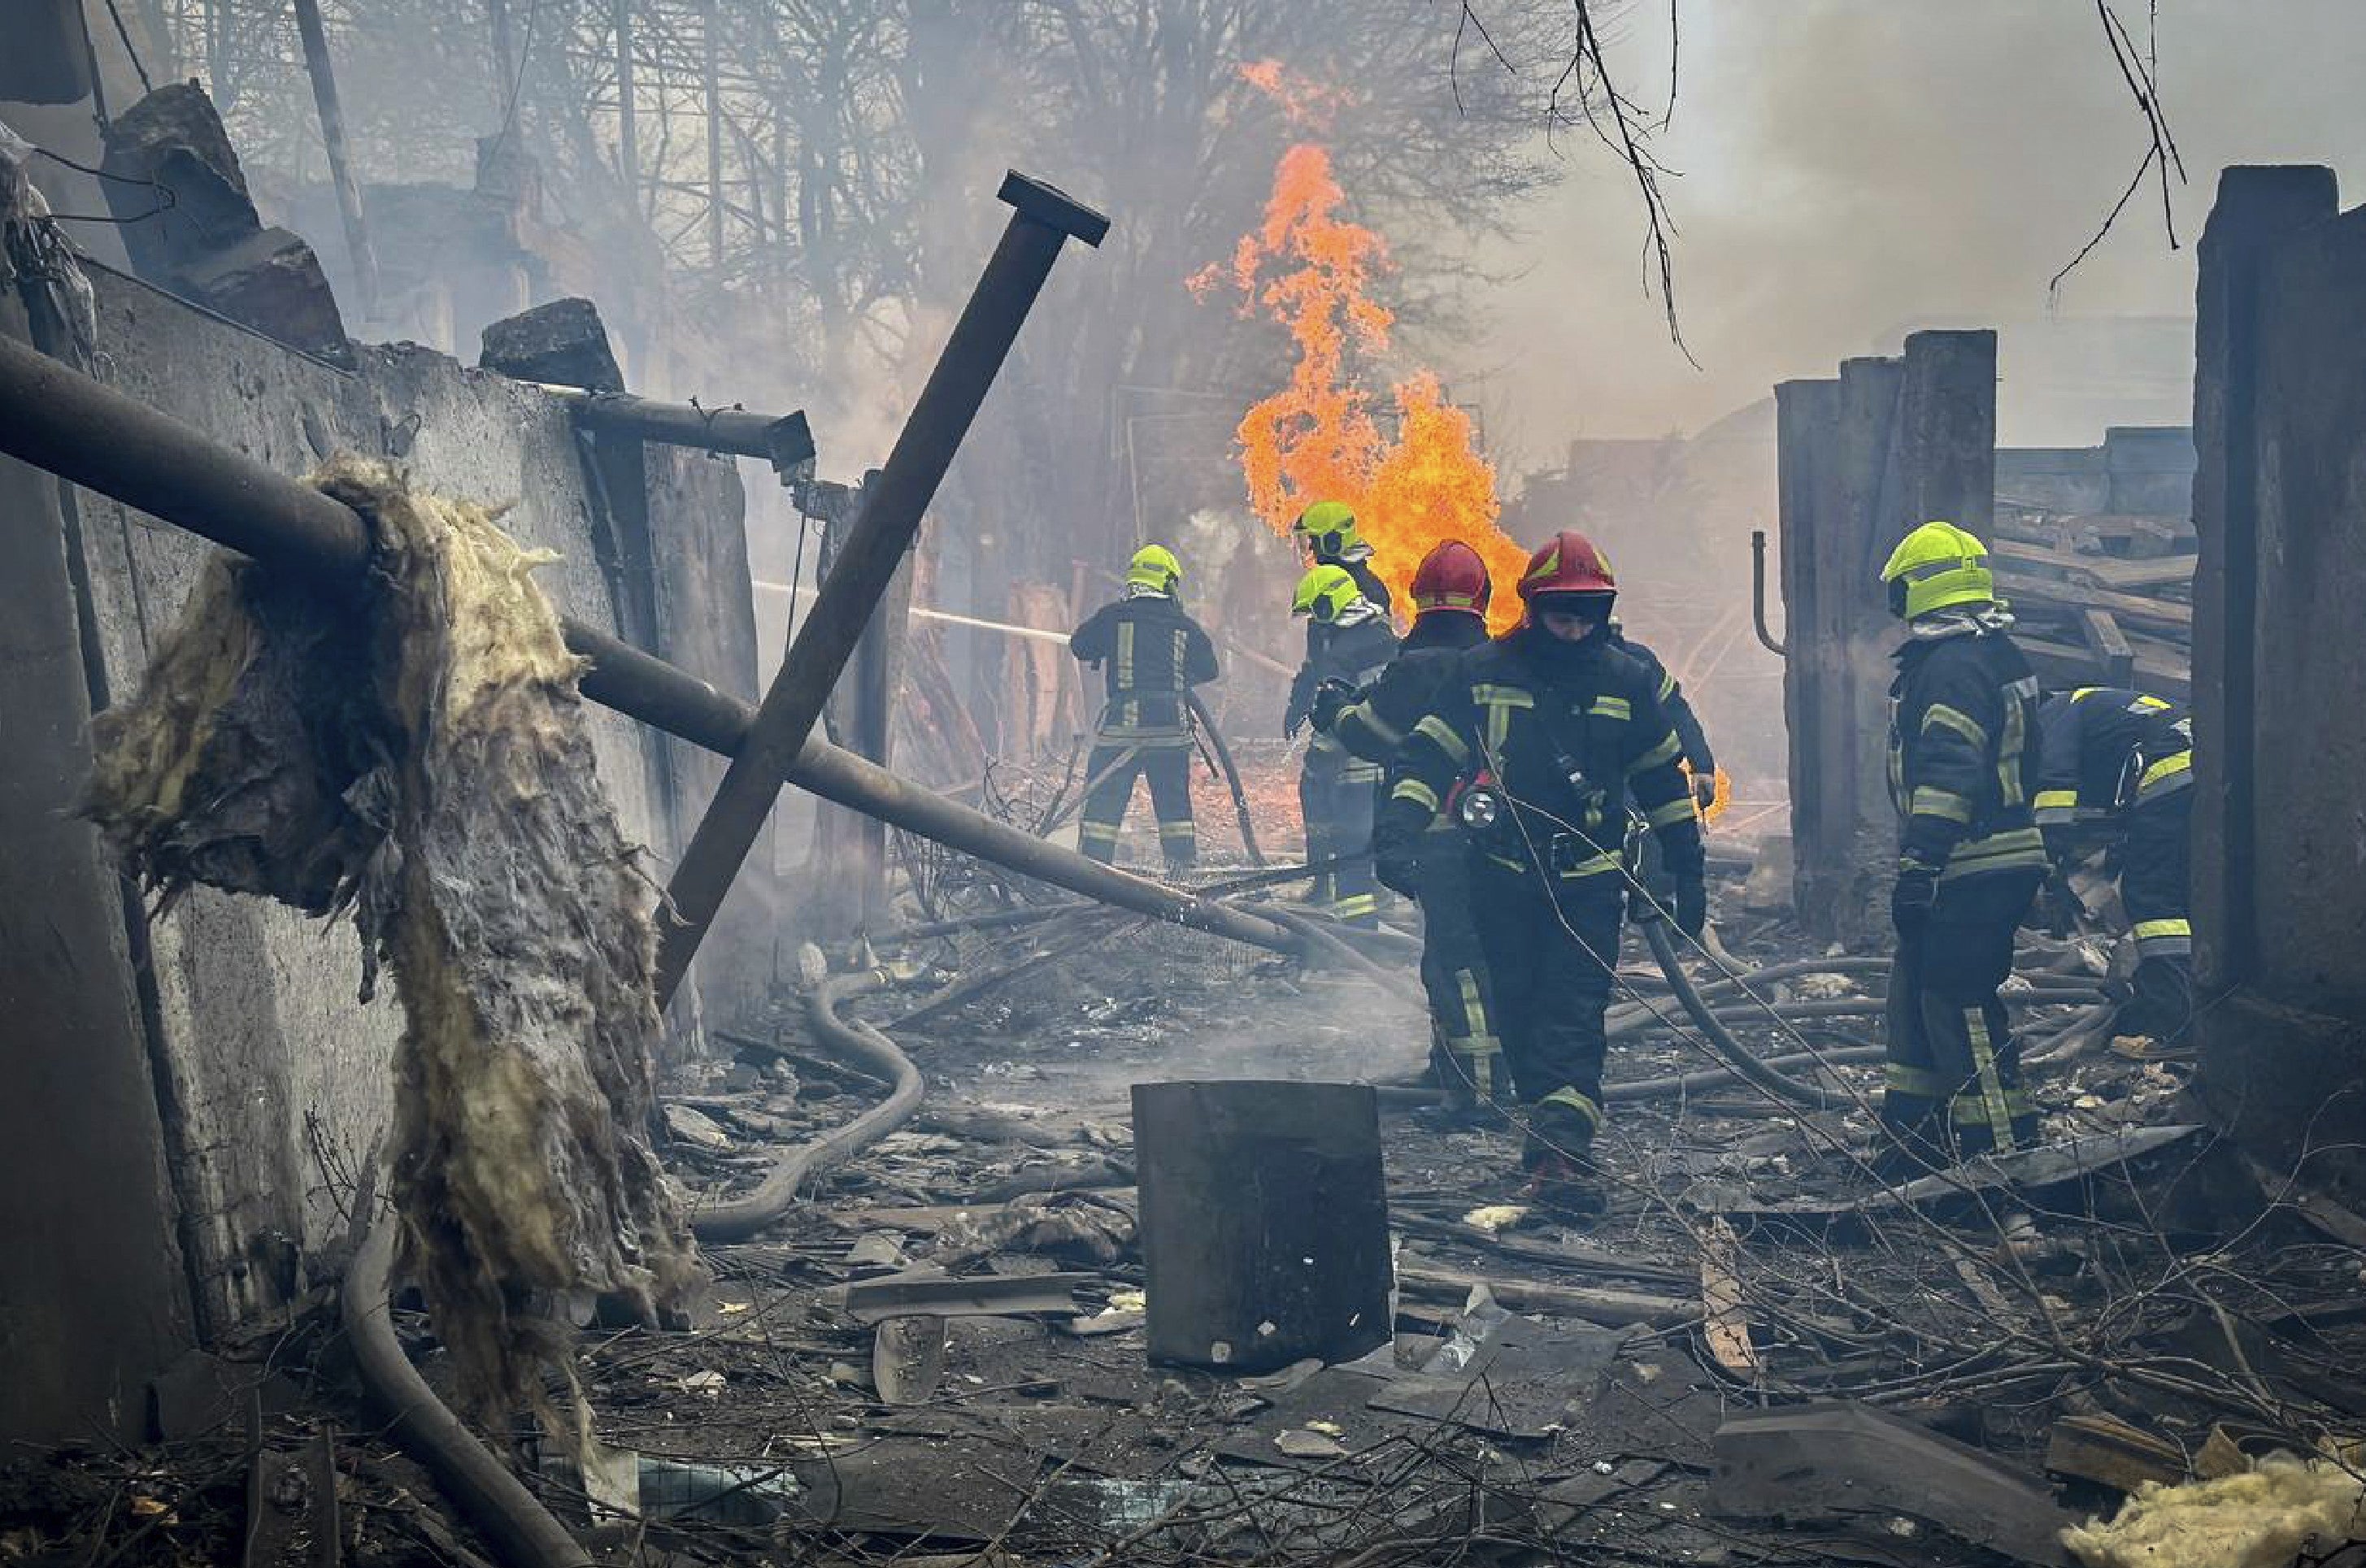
[1068,544,1220,872]
[1878,520,2049,1174]
[1287,557,1399,925]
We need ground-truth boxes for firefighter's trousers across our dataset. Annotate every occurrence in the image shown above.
[1412,836,1505,1105]
[1300,752,1380,926]
[2116,788,2193,1044]
[1883,868,2045,1162]
[1471,864,1624,1166]
[1078,741,1195,871]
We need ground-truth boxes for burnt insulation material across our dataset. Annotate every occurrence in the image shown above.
[84,457,695,1420]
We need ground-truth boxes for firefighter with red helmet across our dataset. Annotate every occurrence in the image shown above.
[1309,541,1504,1125]
[1372,532,1706,1215]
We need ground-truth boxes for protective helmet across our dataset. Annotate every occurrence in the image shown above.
[1517,530,1617,623]
[1410,540,1492,617]
[1880,520,1994,620]
[1291,563,1363,623]
[1126,542,1183,593]
[1292,500,1369,562]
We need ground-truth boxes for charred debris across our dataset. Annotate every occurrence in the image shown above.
[3,24,2366,1568]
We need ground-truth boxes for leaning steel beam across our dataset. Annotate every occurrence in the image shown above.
[0,330,1302,958]
[652,172,1110,1006]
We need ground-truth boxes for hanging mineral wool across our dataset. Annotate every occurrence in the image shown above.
[84,456,697,1420]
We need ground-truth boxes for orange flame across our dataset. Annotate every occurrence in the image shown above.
[1203,128,1527,631]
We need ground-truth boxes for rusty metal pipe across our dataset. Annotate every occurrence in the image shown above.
[1751,528,1788,658]
[543,386,815,479]
[0,330,1303,960]
[652,172,1110,1007]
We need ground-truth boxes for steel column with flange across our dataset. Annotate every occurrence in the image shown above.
[651,171,1110,1006]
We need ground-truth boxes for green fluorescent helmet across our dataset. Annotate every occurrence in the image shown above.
[1291,500,1365,562]
[1881,520,1995,619]
[1127,543,1183,592]
[1291,562,1361,623]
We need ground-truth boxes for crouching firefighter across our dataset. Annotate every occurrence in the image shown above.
[2033,687,2194,1058]
[1288,564,1401,925]
[1879,521,2048,1174]
[1068,545,1220,873]
[1372,532,1706,1216]
[1310,541,1504,1125]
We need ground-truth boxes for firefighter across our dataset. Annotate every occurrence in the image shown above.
[1372,532,1706,1215]
[1291,501,1394,615]
[1068,544,1220,873]
[1878,520,2050,1174]
[1606,623,1719,814]
[2033,687,2194,1058]
[1309,541,1503,1125]
[1287,562,1399,926]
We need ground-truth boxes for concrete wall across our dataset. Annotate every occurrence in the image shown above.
[1776,331,1997,946]
[2189,165,2366,1197]
[6,259,762,1372]
[0,284,195,1444]
[1997,427,2197,519]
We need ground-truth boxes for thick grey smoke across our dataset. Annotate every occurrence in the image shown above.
[1447,0,2366,448]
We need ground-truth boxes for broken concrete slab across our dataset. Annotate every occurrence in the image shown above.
[101,82,260,278]
[176,226,353,367]
[1368,1310,1629,1439]
[479,297,625,393]
[1712,1401,2077,1566]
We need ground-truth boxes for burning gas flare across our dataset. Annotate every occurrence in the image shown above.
[1199,78,1529,632]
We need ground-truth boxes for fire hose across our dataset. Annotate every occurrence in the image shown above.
[1187,688,1267,867]
[691,969,923,1243]
[344,968,925,1567]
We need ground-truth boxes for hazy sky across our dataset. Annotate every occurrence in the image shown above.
[1445,1,2366,453]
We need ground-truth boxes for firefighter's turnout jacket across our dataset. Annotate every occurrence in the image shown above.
[1607,628,1715,779]
[1069,589,1219,748]
[2033,687,2192,839]
[1381,628,1703,886]
[1888,616,2047,886]
[2033,686,2195,1036]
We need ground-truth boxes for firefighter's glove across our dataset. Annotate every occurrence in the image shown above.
[1891,862,1941,937]
[1283,706,1307,741]
[1690,771,1718,811]
[1674,875,1708,941]
[1374,840,1423,901]
[1308,680,1352,736]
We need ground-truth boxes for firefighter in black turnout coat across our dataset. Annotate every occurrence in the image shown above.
[1287,562,1400,926]
[1311,540,1504,1123]
[1877,522,2050,1171]
[1068,544,1220,872]
[1373,532,1707,1216]
[2033,687,2194,1056]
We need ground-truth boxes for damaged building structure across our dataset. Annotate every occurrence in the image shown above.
[5,9,2366,1566]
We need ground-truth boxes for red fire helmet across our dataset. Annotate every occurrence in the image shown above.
[1409,540,1493,617]
[1516,531,1617,599]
